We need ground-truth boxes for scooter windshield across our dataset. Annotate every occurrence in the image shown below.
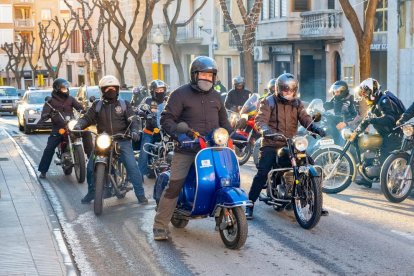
[306,98,325,115]
[240,94,260,115]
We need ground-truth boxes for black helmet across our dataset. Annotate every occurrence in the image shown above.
[149,79,167,103]
[329,80,349,99]
[275,73,298,100]
[232,76,245,89]
[358,78,381,105]
[267,78,277,93]
[53,78,70,94]
[189,56,218,85]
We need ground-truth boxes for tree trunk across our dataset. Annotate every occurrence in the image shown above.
[242,51,254,91]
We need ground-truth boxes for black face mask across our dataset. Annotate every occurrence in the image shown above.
[154,92,165,103]
[103,88,118,102]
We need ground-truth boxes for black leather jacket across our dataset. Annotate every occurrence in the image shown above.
[323,94,358,122]
[224,88,251,111]
[138,96,164,133]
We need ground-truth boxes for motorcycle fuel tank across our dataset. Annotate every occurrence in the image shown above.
[358,134,383,150]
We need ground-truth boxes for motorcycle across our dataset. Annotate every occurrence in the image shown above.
[230,94,261,165]
[90,117,137,216]
[258,114,323,229]
[312,112,387,194]
[153,122,251,249]
[380,122,414,202]
[44,97,86,183]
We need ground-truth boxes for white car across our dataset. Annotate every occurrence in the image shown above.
[17,89,52,134]
[0,86,22,115]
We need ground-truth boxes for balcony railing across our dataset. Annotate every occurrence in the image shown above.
[14,19,34,28]
[150,22,202,44]
[300,10,343,38]
[13,0,34,4]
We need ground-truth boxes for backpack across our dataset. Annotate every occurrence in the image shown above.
[380,91,406,115]
[95,99,126,113]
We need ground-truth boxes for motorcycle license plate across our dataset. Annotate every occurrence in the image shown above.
[319,138,335,146]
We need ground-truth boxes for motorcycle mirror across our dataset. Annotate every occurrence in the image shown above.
[89,96,96,103]
[176,122,190,134]
[44,96,52,103]
[312,112,322,123]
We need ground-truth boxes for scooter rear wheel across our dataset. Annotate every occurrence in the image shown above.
[219,207,248,250]
[171,214,189,228]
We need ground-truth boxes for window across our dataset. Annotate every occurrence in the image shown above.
[247,0,254,12]
[71,30,81,53]
[163,64,170,85]
[275,0,287,17]
[343,66,355,87]
[328,0,335,9]
[269,0,275,19]
[292,0,310,12]
[0,29,14,45]
[41,9,52,21]
[374,0,387,32]
[225,58,232,91]
[262,0,268,20]
[66,65,72,83]
[222,0,231,32]
[0,5,13,23]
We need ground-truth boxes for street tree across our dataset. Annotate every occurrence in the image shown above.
[38,16,75,80]
[339,0,378,114]
[1,40,28,89]
[163,0,208,84]
[97,0,160,87]
[22,32,40,86]
[64,0,106,82]
[219,0,262,91]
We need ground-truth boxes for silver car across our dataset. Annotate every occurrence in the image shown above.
[0,86,22,115]
[17,89,52,134]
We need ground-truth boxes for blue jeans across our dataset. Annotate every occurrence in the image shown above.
[138,132,154,177]
[86,140,145,199]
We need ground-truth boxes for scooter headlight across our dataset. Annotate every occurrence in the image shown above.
[213,128,229,146]
[67,120,77,131]
[294,136,308,152]
[402,124,414,137]
[96,134,112,149]
[341,128,353,140]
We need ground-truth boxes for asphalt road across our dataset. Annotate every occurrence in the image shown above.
[1,114,414,275]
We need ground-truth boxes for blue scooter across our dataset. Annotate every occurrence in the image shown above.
[154,122,252,249]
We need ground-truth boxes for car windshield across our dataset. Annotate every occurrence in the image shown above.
[28,92,51,104]
[0,87,18,96]
[119,91,132,102]
[87,87,101,99]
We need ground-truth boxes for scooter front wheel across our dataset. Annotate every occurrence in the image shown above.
[218,207,248,250]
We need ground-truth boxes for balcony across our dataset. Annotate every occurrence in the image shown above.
[14,19,35,29]
[256,17,302,43]
[13,0,34,6]
[300,10,343,40]
[150,22,202,45]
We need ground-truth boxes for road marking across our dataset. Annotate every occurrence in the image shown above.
[391,230,414,241]
[324,206,350,216]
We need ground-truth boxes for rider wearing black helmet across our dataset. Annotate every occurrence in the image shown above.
[224,75,251,112]
[38,78,92,178]
[137,79,168,179]
[153,56,232,241]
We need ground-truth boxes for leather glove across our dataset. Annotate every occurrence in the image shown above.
[131,131,140,142]
[178,134,193,148]
[313,127,326,137]
[50,110,58,118]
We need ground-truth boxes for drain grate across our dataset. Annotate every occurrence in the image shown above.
[0,157,9,161]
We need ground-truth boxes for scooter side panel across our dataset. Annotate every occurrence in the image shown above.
[212,187,251,215]
[211,148,241,189]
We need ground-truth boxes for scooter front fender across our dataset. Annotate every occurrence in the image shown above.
[211,187,252,216]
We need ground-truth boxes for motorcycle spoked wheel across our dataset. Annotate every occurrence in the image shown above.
[380,152,414,203]
[73,145,86,183]
[171,214,189,228]
[218,207,248,249]
[312,147,354,194]
[293,174,322,229]
[234,143,252,166]
[115,162,127,199]
[253,138,261,168]
[94,163,106,216]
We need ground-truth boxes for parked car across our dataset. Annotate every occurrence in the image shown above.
[0,86,22,115]
[119,90,133,103]
[76,85,101,109]
[17,89,52,134]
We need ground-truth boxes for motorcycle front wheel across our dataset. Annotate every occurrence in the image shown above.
[312,147,354,194]
[94,163,106,216]
[234,143,252,166]
[73,145,86,183]
[218,207,248,249]
[293,174,322,229]
[380,153,414,203]
[253,138,261,168]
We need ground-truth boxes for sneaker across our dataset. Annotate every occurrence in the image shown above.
[355,175,373,188]
[153,228,168,241]
[321,208,329,216]
[137,195,149,204]
[39,172,46,179]
[245,205,254,220]
[81,191,95,204]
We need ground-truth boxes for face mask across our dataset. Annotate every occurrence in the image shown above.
[154,92,165,103]
[197,80,213,92]
[281,94,295,101]
[103,88,118,101]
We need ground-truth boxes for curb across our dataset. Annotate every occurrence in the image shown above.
[3,129,80,275]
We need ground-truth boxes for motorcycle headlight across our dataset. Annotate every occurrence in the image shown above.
[341,128,353,140]
[213,128,229,146]
[294,136,308,152]
[28,109,36,115]
[67,120,77,131]
[96,134,112,149]
[402,125,414,137]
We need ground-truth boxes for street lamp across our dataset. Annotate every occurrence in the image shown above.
[152,27,164,80]
[196,15,214,58]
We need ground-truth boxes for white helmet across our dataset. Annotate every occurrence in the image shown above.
[98,75,120,89]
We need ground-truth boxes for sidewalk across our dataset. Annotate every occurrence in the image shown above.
[0,129,76,275]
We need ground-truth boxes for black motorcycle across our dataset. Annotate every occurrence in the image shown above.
[259,114,323,229]
[380,122,414,203]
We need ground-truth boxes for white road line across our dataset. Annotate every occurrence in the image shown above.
[391,230,414,241]
[324,206,350,216]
